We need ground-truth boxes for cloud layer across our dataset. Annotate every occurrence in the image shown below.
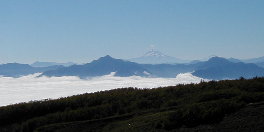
[0,73,205,106]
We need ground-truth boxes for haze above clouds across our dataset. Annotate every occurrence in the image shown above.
[0,73,205,106]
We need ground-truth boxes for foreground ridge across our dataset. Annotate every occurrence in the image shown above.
[0,77,264,131]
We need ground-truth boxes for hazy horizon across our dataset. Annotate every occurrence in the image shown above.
[0,51,263,65]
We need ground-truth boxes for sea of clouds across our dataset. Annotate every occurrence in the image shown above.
[0,73,205,106]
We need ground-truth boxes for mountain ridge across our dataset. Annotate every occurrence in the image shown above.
[41,55,151,78]
[40,56,264,80]
[192,57,264,80]
[31,61,75,67]
[0,63,63,77]
[1,56,264,80]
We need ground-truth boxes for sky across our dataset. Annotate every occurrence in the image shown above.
[0,0,263,63]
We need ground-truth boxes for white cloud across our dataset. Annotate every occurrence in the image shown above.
[0,73,206,106]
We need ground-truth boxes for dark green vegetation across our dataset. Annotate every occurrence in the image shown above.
[1,78,264,132]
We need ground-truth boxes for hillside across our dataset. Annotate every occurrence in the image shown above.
[0,77,263,132]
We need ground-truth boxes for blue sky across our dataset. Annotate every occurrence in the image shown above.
[0,0,263,63]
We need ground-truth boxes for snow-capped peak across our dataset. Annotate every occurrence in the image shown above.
[129,50,189,64]
[143,50,167,57]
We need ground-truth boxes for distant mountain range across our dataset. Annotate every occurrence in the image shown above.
[142,57,264,79]
[129,50,264,68]
[256,62,264,68]
[0,63,62,77]
[40,56,264,80]
[243,56,264,63]
[192,57,264,80]
[41,55,150,78]
[31,61,75,67]
[228,57,264,68]
[1,54,264,80]
[242,56,264,68]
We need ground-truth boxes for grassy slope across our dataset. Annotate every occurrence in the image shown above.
[0,77,264,132]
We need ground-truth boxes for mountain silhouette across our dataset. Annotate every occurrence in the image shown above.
[0,63,62,77]
[41,55,151,78]
[41,56,264,79]
[31,61,75,67]
[192,57,264,80]
[1,56,264,80]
